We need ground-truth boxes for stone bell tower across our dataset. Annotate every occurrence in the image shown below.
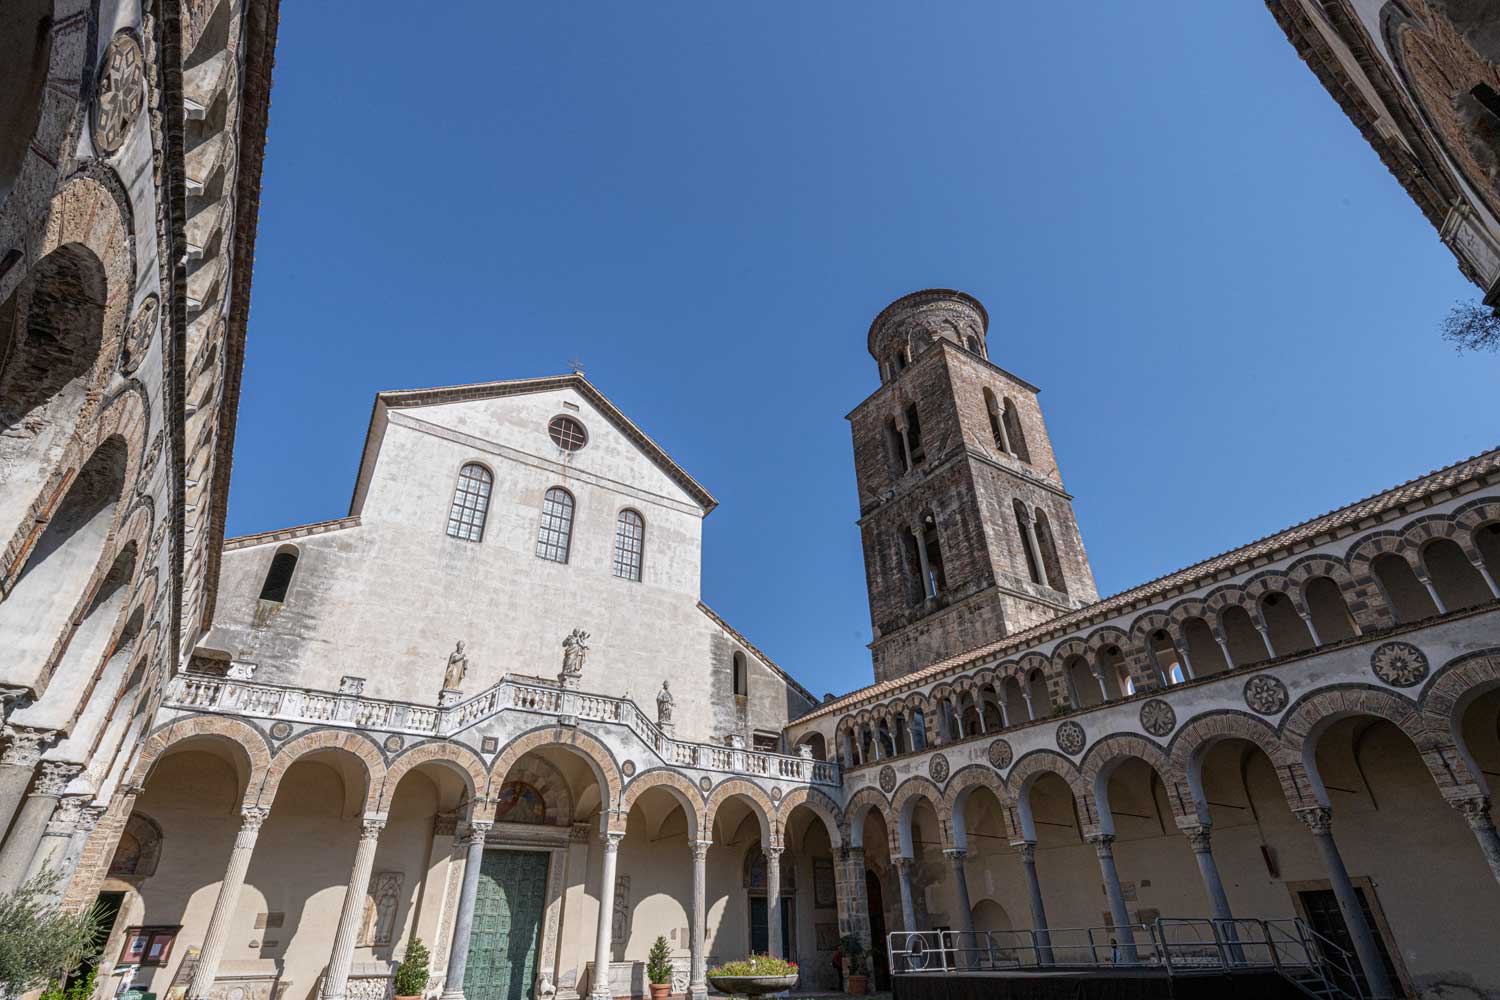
[848,289,1098,683]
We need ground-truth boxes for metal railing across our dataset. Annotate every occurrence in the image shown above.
[164,672,840,785]
[888,917,1363,999]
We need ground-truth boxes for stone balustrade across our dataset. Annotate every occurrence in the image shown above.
[163,671,840,787]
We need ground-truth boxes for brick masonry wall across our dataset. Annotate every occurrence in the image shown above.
[850,329,1098,684]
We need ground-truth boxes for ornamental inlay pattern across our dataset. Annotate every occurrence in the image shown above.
[928,753,949,783]
[93,32,146,155]
[1139,699,1175,737]
[879,765,897,793]
[621,760,636,777]
[1056,720,1086,756]
[122,294,159,374]
[1243,675,1289,716]
[988,739,1013,770]
[1371,641,1429,687]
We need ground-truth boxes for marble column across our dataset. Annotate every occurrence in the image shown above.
[689,839,710,1000]
[913,526,934,599]
[1298,611,1323,646]
[24,793,88,884]
[441,820,492,1000]
[321,815,387,1000]
[0,760,78,893]
[1088,835,1137,964]
[1015,842,1053,966]
[1182,825,1232,923]
[1470,556,1500,599]
[591,831,624,1000]
[1454,796,1500,890]
[1418,574,1447,614]
[944,849,976,965]
[0,725,54,846]
[1296,808,1393,1000]
[765,845,784,958]
[894,857,916,932]
[189,806,269,1000]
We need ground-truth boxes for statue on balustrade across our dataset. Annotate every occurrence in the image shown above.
[443,640,468,692]
[656,680,674,726]
[559,629,589,689]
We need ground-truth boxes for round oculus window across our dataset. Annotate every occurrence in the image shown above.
[548,415,587,452]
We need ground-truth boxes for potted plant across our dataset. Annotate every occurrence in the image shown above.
[706,955,798,998]
[646,936,674,1000]
[393,937,430,1000]
[838,934,868,996]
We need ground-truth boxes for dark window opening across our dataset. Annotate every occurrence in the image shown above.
[1473,83,1500,122]
[258,549,297,603]
[904,404,925,465]
[921,514,946,596]
[902,528,925,606]
[733,650,748,696]
[886,419,909,475]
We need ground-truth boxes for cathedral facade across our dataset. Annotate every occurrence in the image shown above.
[3,4,1500,1000]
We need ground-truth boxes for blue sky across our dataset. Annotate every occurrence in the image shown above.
[232,1,1498,699]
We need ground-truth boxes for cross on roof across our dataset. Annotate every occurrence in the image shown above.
[568,355,585,376]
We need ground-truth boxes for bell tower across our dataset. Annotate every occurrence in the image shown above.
[848,289,1098,682]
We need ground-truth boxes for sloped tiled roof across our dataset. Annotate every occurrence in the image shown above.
[795,445,1500,724]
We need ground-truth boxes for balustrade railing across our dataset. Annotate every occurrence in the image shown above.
[164,670,839,786]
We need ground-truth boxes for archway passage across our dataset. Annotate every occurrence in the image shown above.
[0,244,110,541]
[0,436,129,688]
[0,0,50,201]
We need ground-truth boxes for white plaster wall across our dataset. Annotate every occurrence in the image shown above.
[209,386,814,743]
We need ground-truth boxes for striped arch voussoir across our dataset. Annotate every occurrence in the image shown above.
[131,715,271,803]
[259,729,388,812]
[615,768,706,837]
[381,742,490,811]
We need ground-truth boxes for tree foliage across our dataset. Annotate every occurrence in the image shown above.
[0,869,104,1000]
[1441,300,1500,353]
[646,935,673,986]
[393,937,430,997]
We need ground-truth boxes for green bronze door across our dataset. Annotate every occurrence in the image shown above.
[463,849,550,1000]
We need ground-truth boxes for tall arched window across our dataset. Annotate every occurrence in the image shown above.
[259,545,298,603]
[1002,399,1030,463]
[447,463,492,541]
[983,388,1010,453]
[536,487,575,563]
[732,650,748,696]
[613,509,644,581]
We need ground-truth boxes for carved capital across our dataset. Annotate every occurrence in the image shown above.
[942,848,966,866]
[692,839,711,863]
[1087,832,1115,857]
[603,830,625,850]
[1453,796,1495,831]
[360,816,388,841]
[45,795,89,835]
[893,856,913,876]
[33,761,82,796]
[1182,824,1213,853]
[763,845,783,861]
[1015,841,1037,864]
[78,804,107,832]
[1,725,57,768]
[239,805,270,834]
[1295,806,1333,835]
[465,820,494,845]
[0,686,33,714]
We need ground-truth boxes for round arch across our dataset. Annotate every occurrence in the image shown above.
[130,714,272,806]
[615,767,705,840]
[890,775,946,855]
[704,777,774,846]
[487,725,623,824]
[257,729,387,812]
[379,741,489,812]
[775,786,844,851]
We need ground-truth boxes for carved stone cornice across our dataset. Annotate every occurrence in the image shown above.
[33,761,82,796]
[1,725,58,768]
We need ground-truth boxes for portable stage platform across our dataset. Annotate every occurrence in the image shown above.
[885,918,1366,1000]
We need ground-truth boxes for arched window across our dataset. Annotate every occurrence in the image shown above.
[1002,399,1030,463]
[983,388,1010,454]
[1220,606,1267,667]
[732,650,748,696]
[1097,646,1127,701]
[536,487,575,563]
[1064,654,1100,708]
[0,0,51,201]
[1013,500,1042,585]
[1260,592,1314,656]
[612,509,644,581]
[446,462,492,541]
[259,545,298,603]
[1371,553,1438,624]
[1034,509,1067,593]
[1422,539,1492,611]
[1025,669,1050,716]
[1475,524,1500,587]
[1304,576,1357,642]
[1181,617,1228,677]
[1148,629,1186,686]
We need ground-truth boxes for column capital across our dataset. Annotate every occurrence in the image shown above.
[942,847,966,864]
[1181,823,1213,852]
[1012,840,1037,863]
[763,844,783,860]
[33,760,81,796]
[1,725,57,768]
[240,804,270,828]
[841,845,865,862]
[44,794,89,836]
[893,856,913,874]
[1295,806,1333,835]
[464,820,493,844]
[1086,832,1115,857]
[1453,795,1495,830]
[603,829,624,850]
[692,839,711,861]
[78,803,107,832]
[359,815,388,840]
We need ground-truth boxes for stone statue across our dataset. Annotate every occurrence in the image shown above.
[443,641,468,691]
[656,681,674,725]
[561,629,589,678]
